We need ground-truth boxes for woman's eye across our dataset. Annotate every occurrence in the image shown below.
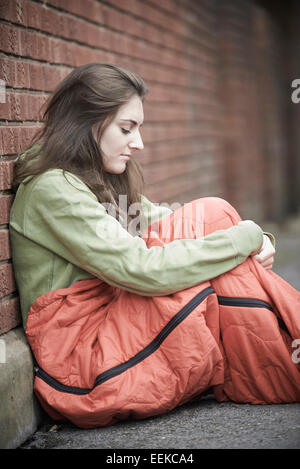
[121,128,131,135]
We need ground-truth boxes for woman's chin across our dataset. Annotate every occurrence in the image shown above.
[105,162,127,175]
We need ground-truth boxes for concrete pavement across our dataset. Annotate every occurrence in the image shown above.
[0,328,43,449]
[17,397,300,449]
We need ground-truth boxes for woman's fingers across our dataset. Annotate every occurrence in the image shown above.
[261,257,274,269]
[252,234,275,270]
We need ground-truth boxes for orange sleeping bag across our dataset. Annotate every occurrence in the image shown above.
[25,198,300,428]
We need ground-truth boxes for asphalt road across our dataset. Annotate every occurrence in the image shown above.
[20,397,300,450]
[19,221,300,450]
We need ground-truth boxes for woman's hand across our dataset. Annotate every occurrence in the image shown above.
[252,234,275,270]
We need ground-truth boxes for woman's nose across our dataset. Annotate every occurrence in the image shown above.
[129,130,144,151]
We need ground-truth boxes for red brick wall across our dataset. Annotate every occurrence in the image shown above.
[286,0,300,212]
[0,0,297,334]
[217,0,292,221]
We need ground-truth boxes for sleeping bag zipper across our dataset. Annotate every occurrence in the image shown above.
[217,295,290,336]
[34,286,215,395]
[217,296,273,311]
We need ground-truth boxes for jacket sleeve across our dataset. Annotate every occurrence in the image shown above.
[140,194,173,227]
[22,170,264,296]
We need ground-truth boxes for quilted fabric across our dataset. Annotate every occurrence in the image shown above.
[25,198,300,428]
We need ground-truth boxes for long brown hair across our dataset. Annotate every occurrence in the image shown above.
[14,62,148,226]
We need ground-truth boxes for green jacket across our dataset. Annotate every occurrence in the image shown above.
[9,169,265,327]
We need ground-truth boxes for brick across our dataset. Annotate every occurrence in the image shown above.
[0,296,21,334]
[0,126,41,157]
[0,57,30,89]
[0,91,48,121]
[0,160,15,190]
[28,1,43,30]
[0,0,27,25]
[0,230,11,261]
[0,57,71,92]
[19,29,40,59]
[45,0,105,24]
[0,195,14,225]
[147,0,177,14]
[0,0,11,22]
[0,264,16,300]
[0,23,21,56]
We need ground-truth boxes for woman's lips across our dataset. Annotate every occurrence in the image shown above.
[119,155,131,160]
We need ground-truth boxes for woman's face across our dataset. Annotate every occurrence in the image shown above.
[96,94,144,174]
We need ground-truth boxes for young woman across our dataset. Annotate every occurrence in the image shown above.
[10,63,300,428]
